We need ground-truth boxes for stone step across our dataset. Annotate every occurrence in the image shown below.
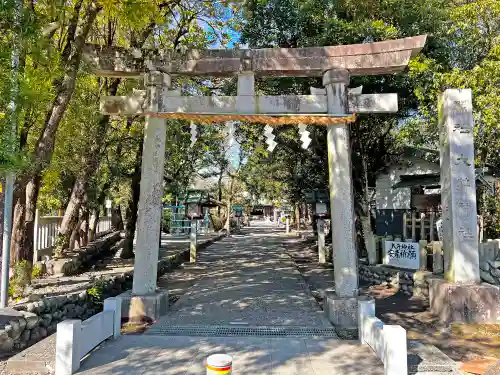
[7,333,56,374]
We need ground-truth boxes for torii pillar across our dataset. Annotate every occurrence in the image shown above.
[120,71,171,322]
[324,69,358,296]
[322,69,361,337]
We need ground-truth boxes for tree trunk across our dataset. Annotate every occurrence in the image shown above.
[9,2,102,266]
[54,179,86,255]
[69,216,82,251]
[295,204,300,231]
[361,215,377,264]
[10,176,40,265]
[88,208,99,243]
[361,158,377,264]
[10,185,26,263]
[217,172,223,217]
[121,142,142,259]
[224,176,235,233]
[80,207,89,247]
[111,205,124,230]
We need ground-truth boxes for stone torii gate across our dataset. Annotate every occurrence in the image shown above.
[85,35,427,327]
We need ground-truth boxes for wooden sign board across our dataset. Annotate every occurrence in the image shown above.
[383,241,420,269]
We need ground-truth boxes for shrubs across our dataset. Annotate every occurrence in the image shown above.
[87,278,108,308]
[11,260,31,298]
[212,215,224,231]
[31,262,45,279]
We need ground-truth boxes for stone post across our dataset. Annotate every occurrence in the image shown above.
[357,297,375,345]
[132,71,170,294]
[384,325,408,375]
[324,69,358,297]
[439,89,480,283]
[432,242,443,274]
[190,220,197,263]
[285,218,290,233]
[317,218,326,264]
[419,240,428,270]
[56,320,81,375]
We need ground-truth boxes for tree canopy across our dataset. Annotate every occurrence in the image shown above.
[1,0,499,271]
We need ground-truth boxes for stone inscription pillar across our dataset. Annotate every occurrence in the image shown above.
[439,89,480,283]
[324,69,359,297]
[132,71,170,295]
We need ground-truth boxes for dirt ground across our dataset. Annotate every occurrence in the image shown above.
[284,236,500,375]
[361,284,500,371]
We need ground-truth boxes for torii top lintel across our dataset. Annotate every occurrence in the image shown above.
[84,35,426,78]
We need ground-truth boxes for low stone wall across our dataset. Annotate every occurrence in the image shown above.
[0,233,225,356]
[480,260,500,286]
[45,231,122,276]
[359,264,433,298]
[0,249,186,354]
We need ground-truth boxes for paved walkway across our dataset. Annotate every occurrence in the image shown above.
[78,223,385,374]
[150,224,330,328]
[78,335,384,375]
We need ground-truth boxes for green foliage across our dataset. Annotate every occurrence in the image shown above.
[481,192,500,239]
[11,260,31,297]
[211,215,224,231]
[239,0,453,210]
[87,278,108,307]
[31,262,44,279]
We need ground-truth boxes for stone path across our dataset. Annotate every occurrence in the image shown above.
[77,223,385,374]
[78,335,384,375]
[150,224,331,328]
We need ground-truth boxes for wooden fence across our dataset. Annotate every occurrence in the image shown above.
[402,210,484,243]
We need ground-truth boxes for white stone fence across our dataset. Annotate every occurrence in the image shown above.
[34,212,112,261]
[55,297,121,375]
[358,298,408,375]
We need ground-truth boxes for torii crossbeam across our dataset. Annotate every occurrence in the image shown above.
[86,35,427,328]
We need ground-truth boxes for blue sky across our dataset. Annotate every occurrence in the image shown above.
[202,4,244,49]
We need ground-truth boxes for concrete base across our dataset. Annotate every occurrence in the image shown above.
[429,278,500,324]
[324,291,359,338]
[117,288,168,323]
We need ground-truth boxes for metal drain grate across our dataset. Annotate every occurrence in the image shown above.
[145,325,338,338]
